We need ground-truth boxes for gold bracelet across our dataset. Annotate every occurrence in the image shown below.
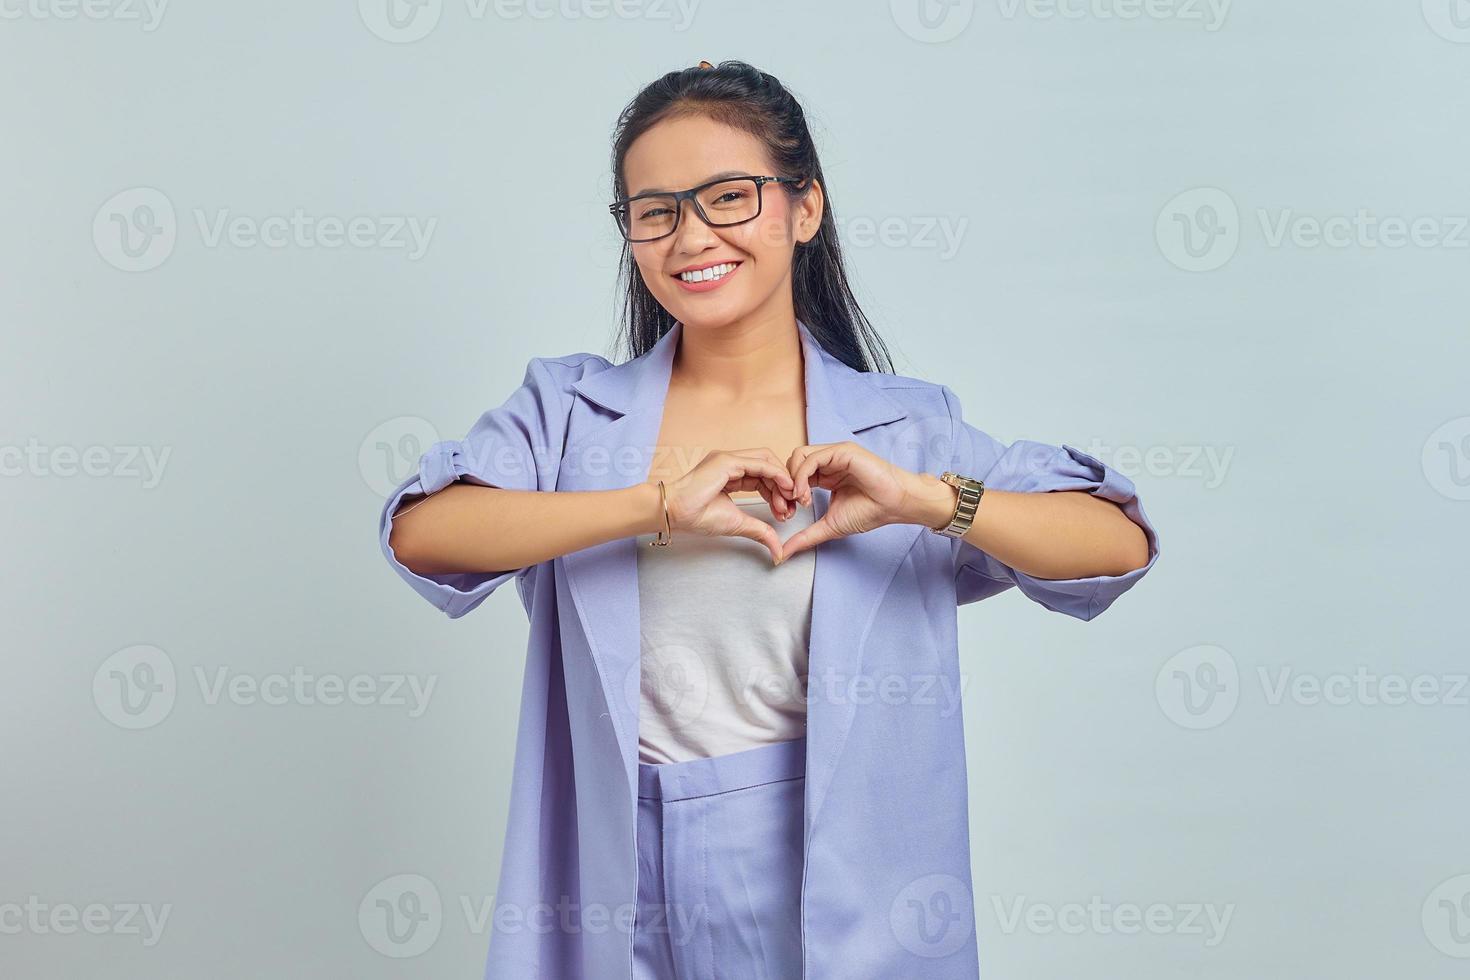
[649,479,673,547]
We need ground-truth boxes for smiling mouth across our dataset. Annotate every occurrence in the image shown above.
[674,261,741,284]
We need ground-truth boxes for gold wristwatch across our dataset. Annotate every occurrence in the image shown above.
[931,471,985,538]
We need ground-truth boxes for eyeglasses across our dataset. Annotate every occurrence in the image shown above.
[609,174,804,243]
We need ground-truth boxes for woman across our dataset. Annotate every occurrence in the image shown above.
[379,60,1159,980]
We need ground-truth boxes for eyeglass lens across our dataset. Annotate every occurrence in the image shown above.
[619,178,762,241]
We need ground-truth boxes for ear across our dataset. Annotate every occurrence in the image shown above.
[794,178,825,246]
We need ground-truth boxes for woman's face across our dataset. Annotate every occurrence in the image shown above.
[620,114,823,332]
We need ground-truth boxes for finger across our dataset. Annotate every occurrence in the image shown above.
[780,516,842,560]
[725,472,785,500]
[730,448,798,506]
[753,480,788,521]
[731,451,791,520]
[723,452,797,520]
[729,513,785,565]
[724,473,793,519]
[785,445,817,505]
[724,450,796,492]
[718,454,796,500]
[791,445,847,502]
[725,475,788,520]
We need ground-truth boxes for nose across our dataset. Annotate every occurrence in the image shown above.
[670,196,719,254]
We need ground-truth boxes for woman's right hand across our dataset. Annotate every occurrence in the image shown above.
[661,449,799,565]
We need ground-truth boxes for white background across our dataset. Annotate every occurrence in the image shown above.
[3,1,1468,977]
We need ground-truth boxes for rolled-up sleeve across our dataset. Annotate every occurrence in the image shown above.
[378,355,588,619]
[939,385,1160,620]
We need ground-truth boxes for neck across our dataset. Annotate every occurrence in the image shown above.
[671,308,804,404]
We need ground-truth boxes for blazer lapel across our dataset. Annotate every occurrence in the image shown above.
[559,318,925,827]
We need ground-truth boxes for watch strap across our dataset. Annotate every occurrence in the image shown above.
[932,471,984,538]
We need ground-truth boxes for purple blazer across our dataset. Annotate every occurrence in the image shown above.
[377,318,1160,979]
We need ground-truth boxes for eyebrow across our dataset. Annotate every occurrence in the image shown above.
[631,171,751,197]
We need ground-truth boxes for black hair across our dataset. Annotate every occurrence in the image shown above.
[608,59,895,375]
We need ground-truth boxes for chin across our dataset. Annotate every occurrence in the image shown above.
[672,307,751,332]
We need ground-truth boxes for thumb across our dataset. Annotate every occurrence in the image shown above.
[729,515,785,565]
[780,517,841,560]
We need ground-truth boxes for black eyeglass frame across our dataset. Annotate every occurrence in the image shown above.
[608,174,805,243]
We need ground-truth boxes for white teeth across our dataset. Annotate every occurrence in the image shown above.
[679,262,736,283]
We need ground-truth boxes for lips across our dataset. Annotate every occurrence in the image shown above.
[671,260,743,292]
[672,260,742,282]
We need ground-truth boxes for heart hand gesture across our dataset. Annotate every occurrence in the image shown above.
[779,441,940,560]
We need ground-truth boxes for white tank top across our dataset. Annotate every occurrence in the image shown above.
[634,495,817,765]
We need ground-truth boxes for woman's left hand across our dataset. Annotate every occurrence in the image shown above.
[778,441,942,561]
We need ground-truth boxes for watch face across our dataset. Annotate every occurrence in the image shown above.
[942,472,976,491]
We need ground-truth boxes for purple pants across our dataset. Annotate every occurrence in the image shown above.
[632,736,807,979]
